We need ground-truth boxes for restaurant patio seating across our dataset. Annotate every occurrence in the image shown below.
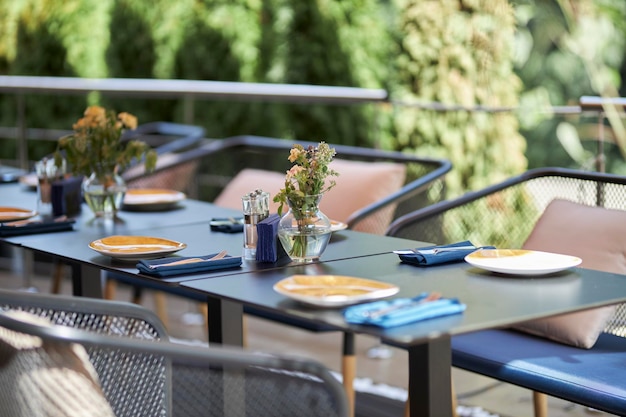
[0,288,348,417]
[386,167,626,417]
[105,134,451,415]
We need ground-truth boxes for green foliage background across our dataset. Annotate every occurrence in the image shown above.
[0,0,624,200]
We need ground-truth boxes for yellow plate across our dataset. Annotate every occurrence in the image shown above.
[465,249,582,276]
[0,207,37,222]
[122,188,186,211]
[89,235,187,261]
[274,275,399,307]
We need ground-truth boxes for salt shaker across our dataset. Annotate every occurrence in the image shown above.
[242,189,270,260]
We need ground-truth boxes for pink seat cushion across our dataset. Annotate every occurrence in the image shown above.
[513,199,626,348]
[213,159,406,234]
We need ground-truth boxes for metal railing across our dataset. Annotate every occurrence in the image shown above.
[1,75,624,172]
[0,75,389,169]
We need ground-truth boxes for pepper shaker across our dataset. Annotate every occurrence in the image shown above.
[242,189,270,260]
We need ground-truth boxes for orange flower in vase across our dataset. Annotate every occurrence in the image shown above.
[54,106,157,217]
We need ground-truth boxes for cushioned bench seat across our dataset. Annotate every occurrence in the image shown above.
[452,329,626,416]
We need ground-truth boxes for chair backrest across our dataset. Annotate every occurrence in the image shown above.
[386,167,626,246]
[143,135,451,234]
[121,122,206,196]
[0,295,349,417]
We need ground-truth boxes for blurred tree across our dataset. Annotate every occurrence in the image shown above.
[512,0,626,173]
[392,0,527,197]
[104,0,176,124]
[282,0,392,147]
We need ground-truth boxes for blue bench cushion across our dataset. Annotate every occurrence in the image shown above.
[452,329,626,416]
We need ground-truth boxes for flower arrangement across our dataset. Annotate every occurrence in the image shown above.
[54,106,157,181]
[273,142,339,217]
[274,142,339,262]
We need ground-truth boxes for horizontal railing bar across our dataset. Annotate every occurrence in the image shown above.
[0,76,388,104]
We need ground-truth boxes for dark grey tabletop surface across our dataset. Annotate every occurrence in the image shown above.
[181,252,626,347]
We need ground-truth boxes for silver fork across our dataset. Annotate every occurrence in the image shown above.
[393,246,477,255]
[148,250,228,269]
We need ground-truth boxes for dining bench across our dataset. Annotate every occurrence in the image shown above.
[386,167,626,416]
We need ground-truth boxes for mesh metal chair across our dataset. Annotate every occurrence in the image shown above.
[0,289,348,417]
[386,167,626,417]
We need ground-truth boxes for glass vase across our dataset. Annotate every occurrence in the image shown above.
[82,170,127,218]
[277,194,332,263]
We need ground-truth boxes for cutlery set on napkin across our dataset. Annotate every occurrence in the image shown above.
[137,250,242,277]
[344,292,466,328]
[0,216,75,237]
[394,240,494,266]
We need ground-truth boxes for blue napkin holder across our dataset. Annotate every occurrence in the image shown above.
[51,176,83,217]
[344,293,466,328]
[256,214,288,263]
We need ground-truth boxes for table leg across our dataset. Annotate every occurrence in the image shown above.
[72,263,104,298]
[206,295,244,346]
[407,335,452,417]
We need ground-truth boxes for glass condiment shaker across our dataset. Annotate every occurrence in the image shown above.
[242,189,270,260]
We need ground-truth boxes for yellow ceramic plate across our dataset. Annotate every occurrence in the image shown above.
[274,274,399,307]
[330,220,348,232]
[122,188,186,211]
[89,235,187,261]
[465,249,582,276]
[0,207,37,222]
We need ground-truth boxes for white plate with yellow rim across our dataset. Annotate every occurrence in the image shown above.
[122,188,186,211]
[273,274,399,307]
[0,207,37,222]
[89,235,187,261]
[330,220,348,232]
[465,249,582,276]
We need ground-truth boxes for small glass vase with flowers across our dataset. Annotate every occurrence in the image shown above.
[54,106,157,218]
[273,142,338,262]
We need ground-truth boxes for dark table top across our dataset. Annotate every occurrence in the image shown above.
[181,252,626,347]
[1,182,229,234]
[2,182,427,286]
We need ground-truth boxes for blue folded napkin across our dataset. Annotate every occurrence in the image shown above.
[0,218,75,237]
[136,253,242,277]
[395,240,493,266]
[256,214,288,263]
[344,293,466,328]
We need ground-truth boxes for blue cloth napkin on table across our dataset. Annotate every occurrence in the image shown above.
[396,240,492,266]
[344,293,466,328]
[136,253,242,277]
[0,218,75,237]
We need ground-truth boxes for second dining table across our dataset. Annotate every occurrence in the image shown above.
[180,252,626,417]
